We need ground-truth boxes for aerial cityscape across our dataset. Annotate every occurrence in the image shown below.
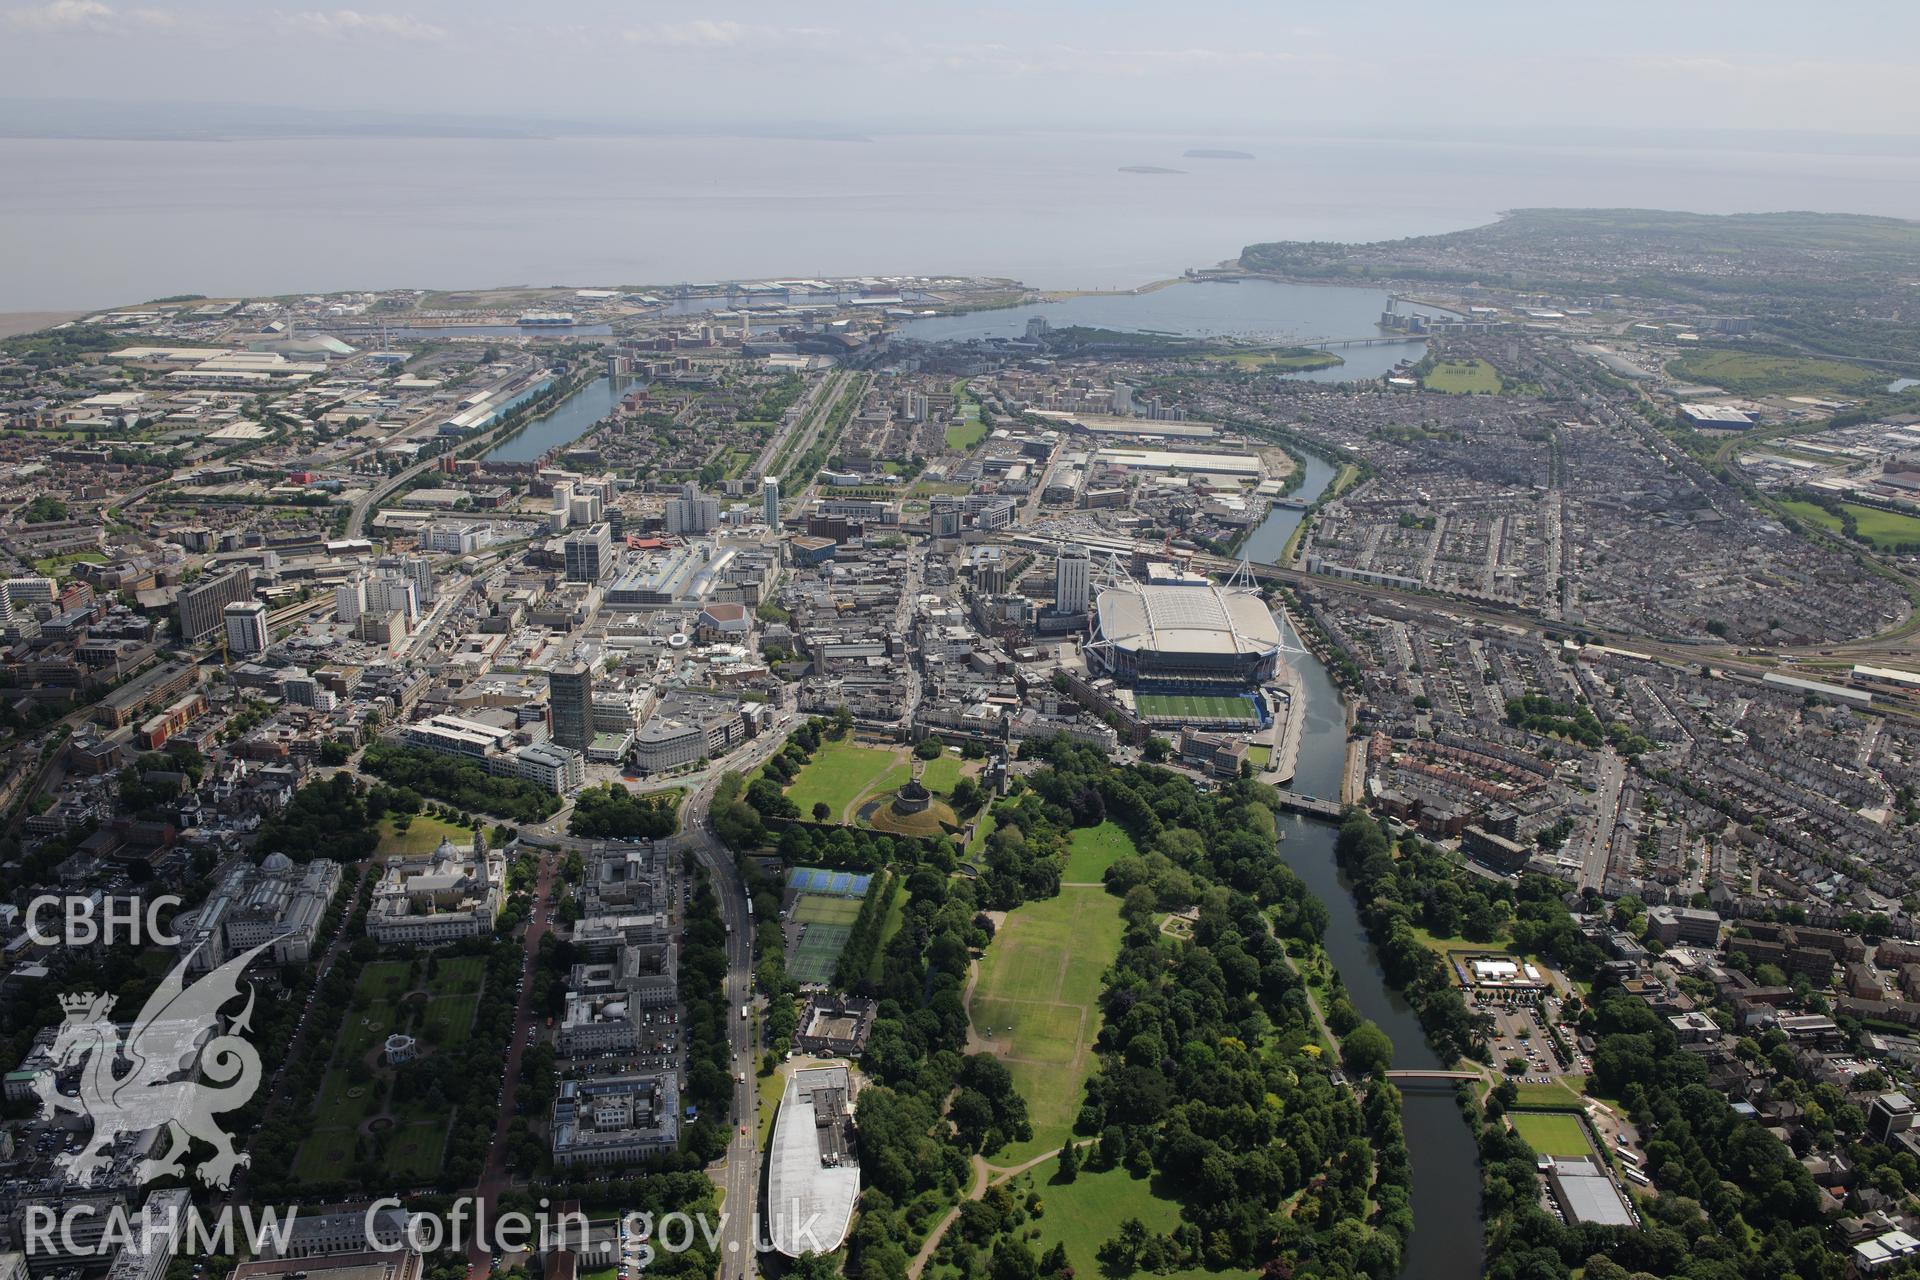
[7,6,1920,1280]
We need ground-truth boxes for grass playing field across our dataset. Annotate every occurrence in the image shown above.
[1205,348,1342,372]
[1506,1076,1589,1110]
[970,886,1126,1163]
[1779,497,1920,551]
[946,381,988,450]
[1062,821,1137,882]
[945,412,988,452]
[418,995,478,1047]
[919,753,968,793]
[998,1162,1222,1280]
[1667,349,1886,397]
[784,741,911,822]
[1510,1110,1594,1158]
[430,955,487,993]
[792,893,864,925]
[376,813,479,857]
[1134,693,1256,722]
[1422,357,1503,394]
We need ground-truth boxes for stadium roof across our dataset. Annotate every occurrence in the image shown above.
[1095,583,1282,656]
[767,1066,861,1256]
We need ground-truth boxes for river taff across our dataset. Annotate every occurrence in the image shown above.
[505,335,1486,1278]
[1253,457,1486,1280]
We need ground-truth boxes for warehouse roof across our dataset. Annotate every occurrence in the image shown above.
[1547,1158,1635,1228]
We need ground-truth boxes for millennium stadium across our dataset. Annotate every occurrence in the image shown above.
[1089,578,1286,691]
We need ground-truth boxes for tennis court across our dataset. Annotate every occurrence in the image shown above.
[786,890,868,983]
[792,894,864,925]
[789,925,854,983]
[1134,693,1257,722]
[786,867,873,897]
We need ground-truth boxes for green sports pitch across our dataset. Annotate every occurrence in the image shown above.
[1135,693,1257,721]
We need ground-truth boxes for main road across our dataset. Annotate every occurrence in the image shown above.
[674,714,799,1280]
[747,368,846,495]
[467,851,560,1275]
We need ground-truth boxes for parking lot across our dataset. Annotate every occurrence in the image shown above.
[1476,993,1590,1083]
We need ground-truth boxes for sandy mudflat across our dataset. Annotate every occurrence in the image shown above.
[0,312,83,339]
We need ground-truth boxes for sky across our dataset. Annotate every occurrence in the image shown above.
[2,0,1918,139]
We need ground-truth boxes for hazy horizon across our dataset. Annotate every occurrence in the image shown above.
[3,0,1918,138]
[14,126,1920,312]
[10,0,1920,311]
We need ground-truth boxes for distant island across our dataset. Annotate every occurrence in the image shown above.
[1184,148,1255,160]
[1119,165,1185,175]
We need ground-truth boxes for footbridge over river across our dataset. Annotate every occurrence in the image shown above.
[1274,790,1344,820]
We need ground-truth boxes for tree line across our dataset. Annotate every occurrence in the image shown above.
[833,868,899,990]
[1028,739,1411,1280]
[361,741,563,823]
[567,781,679,839]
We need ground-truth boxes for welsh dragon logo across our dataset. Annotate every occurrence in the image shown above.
[37,940,272,1189]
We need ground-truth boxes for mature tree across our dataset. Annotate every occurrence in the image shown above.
[1341,1020,1393,1077]
[787,1253,839,1280]
[951,776,982,811]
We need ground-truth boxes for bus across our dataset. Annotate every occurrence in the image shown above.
[1616,1149,1641,1167]
[747,898,754,917]
[1622,1167,1650,1187]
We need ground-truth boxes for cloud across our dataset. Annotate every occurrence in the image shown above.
[277,8,445,41]
[1621,53,1895,87]
[938,41,1318,78]
[1629,55,1739,77]
[1,0,168,32]
[623,19,829,51]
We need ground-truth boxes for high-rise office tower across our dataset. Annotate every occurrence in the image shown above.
[1055,545,1090,616]
[762,475,780,528]
[223,600,269,656]
[548,662,594,750]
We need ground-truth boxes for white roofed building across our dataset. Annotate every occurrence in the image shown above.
[1089,580,1284,686]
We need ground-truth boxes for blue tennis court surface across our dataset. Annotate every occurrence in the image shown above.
[786,867,872,897]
